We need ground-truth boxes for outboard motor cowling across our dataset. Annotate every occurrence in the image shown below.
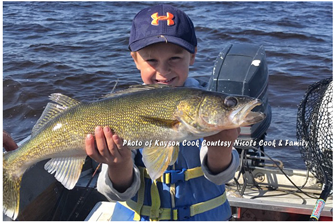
[208,43,272,143]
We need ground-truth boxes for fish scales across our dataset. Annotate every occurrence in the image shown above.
[69,87,194,141]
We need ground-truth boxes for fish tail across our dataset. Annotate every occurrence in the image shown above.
[3,160,22,220]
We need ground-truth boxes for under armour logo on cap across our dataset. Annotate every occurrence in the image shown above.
[151,12,175,26]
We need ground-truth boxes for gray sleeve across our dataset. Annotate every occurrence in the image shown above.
[96,150,141,201]
[200,145,240,185]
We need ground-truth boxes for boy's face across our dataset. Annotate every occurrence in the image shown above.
[131,42,196,87]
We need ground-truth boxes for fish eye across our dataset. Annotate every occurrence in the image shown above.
[224,97,238,108]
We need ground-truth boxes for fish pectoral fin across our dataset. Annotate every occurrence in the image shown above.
[142,145,179,180]
[170,145,179,166]
[44,156,86,190]
[140,116,181,130]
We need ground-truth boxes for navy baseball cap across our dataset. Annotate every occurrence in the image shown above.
[129,4,197,53]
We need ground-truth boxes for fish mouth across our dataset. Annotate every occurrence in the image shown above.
[238,99,266,126]
[197,98,266,131]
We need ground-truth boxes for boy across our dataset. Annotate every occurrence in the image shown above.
[85,4,240,221]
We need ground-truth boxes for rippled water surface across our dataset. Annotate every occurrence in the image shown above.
[3,2,333,169]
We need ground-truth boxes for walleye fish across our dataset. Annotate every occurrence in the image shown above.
[3,84,265,219]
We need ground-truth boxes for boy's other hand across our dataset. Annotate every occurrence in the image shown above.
[204,128,240,149]
[204,128,240,174]
[3,131,18,151]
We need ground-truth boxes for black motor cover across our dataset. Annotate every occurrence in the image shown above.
[207,43,272,142]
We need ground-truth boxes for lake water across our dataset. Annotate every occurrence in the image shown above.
[3,1,333,169]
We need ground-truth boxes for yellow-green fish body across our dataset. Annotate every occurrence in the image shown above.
[3,85,265,219]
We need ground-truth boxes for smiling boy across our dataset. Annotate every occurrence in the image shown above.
[131,42,194,86]
[85,4,240,221]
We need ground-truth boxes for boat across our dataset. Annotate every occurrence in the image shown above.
[6,156,332,221]
[3,44,333,221]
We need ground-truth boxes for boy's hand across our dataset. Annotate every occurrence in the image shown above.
[204,128,240,174]
[85,126,132,166]
[85,126,134,192]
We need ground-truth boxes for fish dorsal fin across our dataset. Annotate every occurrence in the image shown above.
[31,93,81,136]
[32,103,67,136]
[44,156,86,189]
[142,145,179,180]
[103,84,171,98]
[49,93,81,108]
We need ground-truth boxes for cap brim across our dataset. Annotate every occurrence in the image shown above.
[129,35,196,53]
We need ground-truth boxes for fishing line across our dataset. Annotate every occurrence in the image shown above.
[111,79,119,94]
